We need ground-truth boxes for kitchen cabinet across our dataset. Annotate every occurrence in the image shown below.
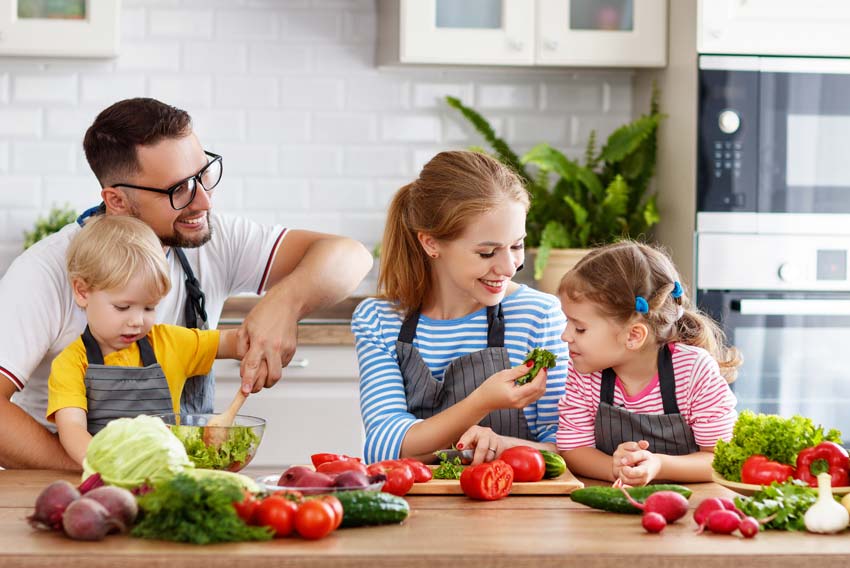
[212,345,363,467]
[378,0,667,67]
[698,0,850,57]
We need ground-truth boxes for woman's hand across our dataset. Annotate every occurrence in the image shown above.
[473,362,548,414]
[456,425,504,465]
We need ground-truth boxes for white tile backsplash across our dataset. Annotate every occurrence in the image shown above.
[0,0,633,281]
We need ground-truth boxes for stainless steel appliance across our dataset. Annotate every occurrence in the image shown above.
[696,55,850,436]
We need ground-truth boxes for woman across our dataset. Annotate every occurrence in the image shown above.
[352,151,568,465]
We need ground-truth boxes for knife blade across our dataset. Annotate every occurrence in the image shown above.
[433,449,474,465]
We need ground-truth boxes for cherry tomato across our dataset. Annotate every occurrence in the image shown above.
[367,460,415,496]
[254,495,297,537]
[310,453,362,468]
[295,499,336,540]
[498,446,546,482]
[319,495,344,530]
[460,459,514,501]
[232,491,259,524]
[399,458,433,483]
[317,460,369,476]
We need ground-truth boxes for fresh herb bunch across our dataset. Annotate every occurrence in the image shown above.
[446,90,663,279]
[433,452,464,480]
[132,473,273,544]
[172,424,259,470]
[712,411,842,482]
[23,205,77,250]
[516,348,558,386]
[734,480,823,531]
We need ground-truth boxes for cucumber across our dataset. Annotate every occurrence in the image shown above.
[570,484,692,514]
[333,490,410,527]
[539,450,567,479]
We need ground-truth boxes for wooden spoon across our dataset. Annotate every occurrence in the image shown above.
[202,390,248,447]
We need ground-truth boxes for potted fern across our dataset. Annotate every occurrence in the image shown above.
[446,89,663,294]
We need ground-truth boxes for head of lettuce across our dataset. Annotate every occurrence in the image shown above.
[83,415,194,489]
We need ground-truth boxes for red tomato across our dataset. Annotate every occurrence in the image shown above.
[295,499,336,540]
[310,453,362,468]
[498,446,546,482]
[367,460,415,496]
[399,458,433,483]
[460,459,514,501]
[232,491,259,524]
[319,495,344,530]
[254,495,298,537]
[317,460,369,476]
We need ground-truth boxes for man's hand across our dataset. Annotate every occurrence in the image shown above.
[236,299,297,393]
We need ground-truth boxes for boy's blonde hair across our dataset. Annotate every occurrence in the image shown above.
[558,240,742,383]
[67,215,171,297]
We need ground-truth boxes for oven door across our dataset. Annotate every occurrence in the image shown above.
[700,290,850,440]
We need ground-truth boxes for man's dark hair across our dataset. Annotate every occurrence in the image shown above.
[83,98,192,187]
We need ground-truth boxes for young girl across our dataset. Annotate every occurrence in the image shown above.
[46,215,241,465]
[556,241,741,485]
[352,150,569,465]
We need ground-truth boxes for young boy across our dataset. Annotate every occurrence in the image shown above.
[46,215,240,465]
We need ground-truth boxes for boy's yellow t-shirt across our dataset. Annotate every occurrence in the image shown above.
[46,323,220,422]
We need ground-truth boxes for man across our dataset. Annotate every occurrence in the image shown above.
[0,98,373,469]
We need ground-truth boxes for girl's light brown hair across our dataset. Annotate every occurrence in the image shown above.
[558,240,742,382]
[67,215,171,298]
[379,150,529,314]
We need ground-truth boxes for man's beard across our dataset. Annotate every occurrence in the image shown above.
[127,200,212,248]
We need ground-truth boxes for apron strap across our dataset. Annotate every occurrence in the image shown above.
[397,304,505,346]
[76,203,105,226]
[136,335,158,367]
[81,325,105,365]
[657,343,680,415]
[599,367,617,405]
[173,247,208,329]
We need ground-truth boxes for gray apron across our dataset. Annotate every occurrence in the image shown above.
[81,326,173,435]
[173,247,214,414]
[594,344,700,456]
[397,304,532,440]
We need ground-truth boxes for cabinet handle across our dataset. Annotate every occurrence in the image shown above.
[287,358,309,369]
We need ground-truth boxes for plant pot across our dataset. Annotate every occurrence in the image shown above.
[529,248,591,296]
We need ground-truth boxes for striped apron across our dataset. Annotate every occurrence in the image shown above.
[82,326,173,435]
[397,304,532,440]
[594,344,700,456]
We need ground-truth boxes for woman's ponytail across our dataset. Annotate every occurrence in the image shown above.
[378,183,427,314]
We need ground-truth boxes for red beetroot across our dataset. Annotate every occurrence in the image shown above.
[738,516,760,538]
[27,480,81,531]
[61,498,124,541]
[83,486,138,530]
[703,509,742,535]
[618,486,689,523]
[642,512,667,533]
[693,497,727,527]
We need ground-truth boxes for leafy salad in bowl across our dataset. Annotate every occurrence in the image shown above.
[156,413,265,472]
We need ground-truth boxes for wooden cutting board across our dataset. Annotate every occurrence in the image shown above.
[407,465,584,495]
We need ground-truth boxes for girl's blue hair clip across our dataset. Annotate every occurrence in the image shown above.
[671,281,684,299]
[635,296,649,313]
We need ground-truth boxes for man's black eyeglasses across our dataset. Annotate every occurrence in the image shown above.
[113,151,223,211]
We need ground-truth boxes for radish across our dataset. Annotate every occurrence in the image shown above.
[642,512,667,533]
[739,516,759,538]
[717,496,745,516]
[693,497,726,527]
[704,509,742,535]
[617,485,689,523]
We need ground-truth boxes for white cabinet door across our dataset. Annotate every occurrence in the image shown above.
[212,346,363,468]
[536,0,666,67]
[399,0,535,65]
[698,0,850,57]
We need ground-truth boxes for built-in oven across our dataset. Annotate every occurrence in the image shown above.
[698,55,850,234]
[697,233,850,439]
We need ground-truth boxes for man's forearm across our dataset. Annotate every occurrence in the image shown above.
[265,237,372,319]
[0,400,80,470]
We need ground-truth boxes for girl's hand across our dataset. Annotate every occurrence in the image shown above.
[456,425,503,465]
[474,363,548,414]
[613,440,660,486]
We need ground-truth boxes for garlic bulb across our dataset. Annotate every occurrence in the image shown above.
[804,472,850,534]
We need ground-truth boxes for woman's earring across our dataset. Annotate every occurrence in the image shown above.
[430,252,439,259]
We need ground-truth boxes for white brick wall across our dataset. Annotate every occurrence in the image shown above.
[0,0,633,290]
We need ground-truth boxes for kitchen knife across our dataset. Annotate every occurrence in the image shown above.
[433,449,474,464]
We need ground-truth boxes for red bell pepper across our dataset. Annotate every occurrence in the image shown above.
[310,453,361,468]
[740,455,795,485]
[794,441,850,487]
[459,459,514,501]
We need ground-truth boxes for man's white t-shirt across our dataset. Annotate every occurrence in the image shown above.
[0,211,286,429]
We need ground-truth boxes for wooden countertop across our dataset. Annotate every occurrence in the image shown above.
[220,296,363,346]
[5,469,850,567]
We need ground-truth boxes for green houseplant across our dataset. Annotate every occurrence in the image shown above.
[23,205,77,250]
[446,89,664,289]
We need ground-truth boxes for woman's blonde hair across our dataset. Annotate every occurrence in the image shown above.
[558,240,742,382]
[378,150,529,314]
[67,215,171,298]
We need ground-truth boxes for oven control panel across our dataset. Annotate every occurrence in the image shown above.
[697,233,850,291]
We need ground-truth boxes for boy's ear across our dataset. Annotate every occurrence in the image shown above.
[71,278,90,308]
[625,322,649,351]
